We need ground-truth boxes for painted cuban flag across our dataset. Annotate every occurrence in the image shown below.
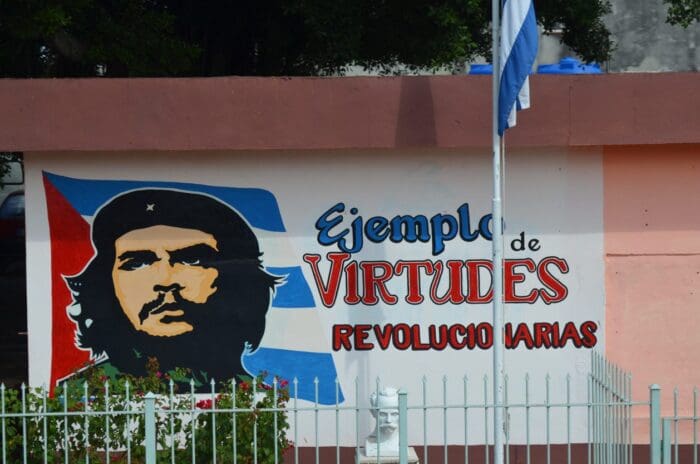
[498,0,538,135]
[43,172,342,404]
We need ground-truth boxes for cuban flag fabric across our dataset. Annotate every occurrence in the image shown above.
[43,172,342,404]
[498,0,538,135]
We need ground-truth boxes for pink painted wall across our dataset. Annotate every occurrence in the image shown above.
[605,144,700,438]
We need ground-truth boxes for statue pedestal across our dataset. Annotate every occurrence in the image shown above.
[357,447,420,464]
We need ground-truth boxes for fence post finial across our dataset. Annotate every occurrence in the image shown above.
[398,389,408,464]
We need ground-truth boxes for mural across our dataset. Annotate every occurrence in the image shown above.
[43,172,340,403]
[28,149,605,433]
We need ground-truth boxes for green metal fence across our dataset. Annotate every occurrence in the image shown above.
[0,352,676,464]
[660,388,700,464]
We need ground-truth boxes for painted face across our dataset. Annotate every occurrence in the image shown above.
[112,225,220,337]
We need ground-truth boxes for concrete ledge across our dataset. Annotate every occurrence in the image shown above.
[0,73,698,152]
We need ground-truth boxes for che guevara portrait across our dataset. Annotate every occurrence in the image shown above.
[65,189,278,387]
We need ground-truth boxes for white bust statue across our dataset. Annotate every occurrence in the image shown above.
[364,387,400,456]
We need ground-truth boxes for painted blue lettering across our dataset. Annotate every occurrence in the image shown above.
[365,216,390,242]
[316,202,347,247]
[342,216,364,253]
[479,214,493,241]
[457,203,479,241]
[430,214,458,255]
[316,203,492,254]
[390,215,430,243]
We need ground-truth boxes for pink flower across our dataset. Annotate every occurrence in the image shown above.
[156,371,163,378]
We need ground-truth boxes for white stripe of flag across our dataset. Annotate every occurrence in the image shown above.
[498,0,538,135]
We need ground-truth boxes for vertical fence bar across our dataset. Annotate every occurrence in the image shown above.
[628,374,633,464]
[604,362,613,464]
[21,383,26,464]
[83,382,89,464]
[399,390,408,464]
[42,385,48,464]
[650,385,661,464]
[144,392,156,464]
[335,378,339,464]
[125,381,132,464]
[525,374,530,464]
[662,419,671,464]
[546,374,551,464]
[504,375,509,464]
[376,377,381,464]
[567,374,571,464]
[612,364,620,464]
[314,377,319,464]
[169,380,174,464]
[0,383,5,464]
[423,376,428,464]
[104,381,110,464]
[211,379,217,464]
[484,375,489,464]
[274,378,279,464]
[673,388,678,464]
[191,380,196,464]
[254,379,259,464]
[587,374,592,464]
[232,379,237,464]
[63,382,69,464]
[353,377,357,464]
[443,376,448,464]
[619,365,623,464]
[602,354,606,464]
[610,363,620,464]
[694,387,698,464]
[464,376,469,464]
[610,359,615,464]
[619,366,624,464]
[622,373,631,464]
[593,355,599,464]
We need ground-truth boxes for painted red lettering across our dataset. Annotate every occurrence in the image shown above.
[395,260,434,304]
[580,321,598,348]
[373,324,394,350]
[344,260,361,304]
[354,324,374,350]
[303,253,350,307]
[504,259,539,303]
[466,260,493,304]
[360,261,398,305]
[533,322,553,348]
[332,324,353,351]
[430,261,466,304]
[392,324,411,350]
[538,257,569,304]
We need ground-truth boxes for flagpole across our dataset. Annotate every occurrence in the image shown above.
[491,2,505,464]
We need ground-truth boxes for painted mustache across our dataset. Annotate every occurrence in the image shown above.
[138,291,196,324]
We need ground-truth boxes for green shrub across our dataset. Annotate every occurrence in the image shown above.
[0,358,290,463]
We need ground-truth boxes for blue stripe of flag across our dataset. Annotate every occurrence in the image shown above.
[498,0,538,135]
[268,266,316,308]
[243,348,343,404]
